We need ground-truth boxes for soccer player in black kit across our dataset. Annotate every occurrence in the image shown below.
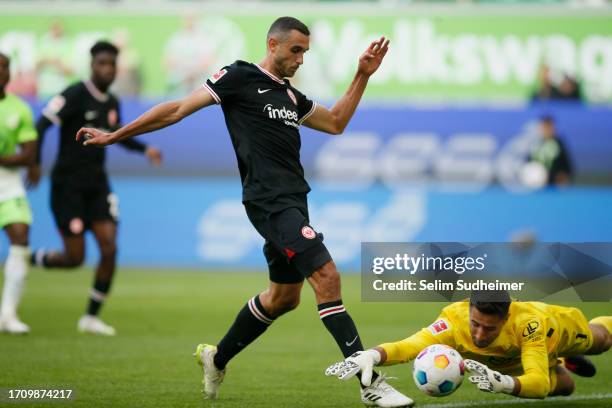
[77,19,413,407]
[29,41,162,336]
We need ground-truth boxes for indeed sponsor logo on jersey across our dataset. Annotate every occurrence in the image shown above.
[263,104,299,128]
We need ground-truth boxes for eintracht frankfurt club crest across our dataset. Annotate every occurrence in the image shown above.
[301,226,316,239]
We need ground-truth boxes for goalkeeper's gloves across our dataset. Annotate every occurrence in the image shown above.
[465,359,516,394]
[325,349,381,386]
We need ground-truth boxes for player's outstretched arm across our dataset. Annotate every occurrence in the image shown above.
[326,316,455,385]
[304,36,389,135]
[326,329,439,385]
[76,87,216,146]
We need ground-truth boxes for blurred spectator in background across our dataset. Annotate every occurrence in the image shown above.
[557,74,582,101]
[163,15,215,96]
[531,65,582,102]
[529,115,573,186]
[3,51,37,99]
[111,29,142,97]
[36,22,75,99]
[531,65,561,101]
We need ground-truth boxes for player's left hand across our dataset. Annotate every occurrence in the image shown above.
[76,127,115,147]
[357,36,390,77]
[26,165,42,188]
[145,146,162,166]
[465,359,516,395]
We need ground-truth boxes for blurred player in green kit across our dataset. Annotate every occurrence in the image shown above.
[0,52,38,334]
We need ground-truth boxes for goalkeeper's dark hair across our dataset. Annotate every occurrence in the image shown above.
[267,17,310,39]
[0,52,9,64]
[469,290,511,318]
[90,41,119,57]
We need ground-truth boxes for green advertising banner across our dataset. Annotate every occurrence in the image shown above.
[1,10,611,101]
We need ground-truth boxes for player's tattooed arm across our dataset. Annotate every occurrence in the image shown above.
[76,87,216,146]
[304,37,389,135]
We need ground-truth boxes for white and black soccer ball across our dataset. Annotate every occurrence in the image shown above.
[412,344,464,397]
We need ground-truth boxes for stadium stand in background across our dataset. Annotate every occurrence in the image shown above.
[0,0,611,269]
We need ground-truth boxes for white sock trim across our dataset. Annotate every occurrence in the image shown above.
[9,245,31,257]
[318,304,346,319]
[34,248,46,267]
[247,297,274,325]
[90,288,107,302]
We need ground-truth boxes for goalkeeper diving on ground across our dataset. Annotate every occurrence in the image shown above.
[326,290,611,399]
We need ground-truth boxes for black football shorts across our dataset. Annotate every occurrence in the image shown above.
[50,179,119,236]
[244,193,332,284]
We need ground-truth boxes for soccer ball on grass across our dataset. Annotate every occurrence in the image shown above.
[412,344,464,397]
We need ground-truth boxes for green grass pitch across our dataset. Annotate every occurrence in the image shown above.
[1,269,610,408]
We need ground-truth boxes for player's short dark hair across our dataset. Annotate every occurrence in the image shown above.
[0,52,9,63]
[469,290,511,318]
[267,17,310,39]
[540,114,555,125]
[90,41,119,58]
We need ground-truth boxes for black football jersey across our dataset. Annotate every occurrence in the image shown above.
[204,61,317,202]
[42,80,145,184]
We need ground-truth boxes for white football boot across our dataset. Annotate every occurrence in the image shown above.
[0,315,30,334]
[361,374,415,408]
[194,343,226,399]
[77,315,116,336]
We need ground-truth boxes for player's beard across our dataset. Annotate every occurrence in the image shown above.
[280,61,299,78]
[472,337,490,348]
[286,66,299,78]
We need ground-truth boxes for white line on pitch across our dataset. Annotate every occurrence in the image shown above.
[419,393,612,408]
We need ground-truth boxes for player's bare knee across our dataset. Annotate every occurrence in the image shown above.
[560,379,575,396]
[556,379,575,396]
[595,332,612,353]
[65,252,85,268]
[588,324,611,354]
[270,295,300,316]
[5,224,29,246]
[10,236,29,247]
[604,332,612,352]
[282,294,301,312]
[9,233,29,247]
[99,241,117,259]
[603,327,612,351]
[66,258,83,268]
[310,261,341,301]
[313,275,340,302]
[550,366,575,397]
[555,385,575,397]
